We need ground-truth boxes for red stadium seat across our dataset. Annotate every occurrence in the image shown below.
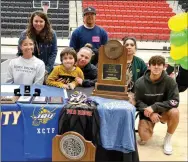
[83,0,174,41]
[158,34,170,41]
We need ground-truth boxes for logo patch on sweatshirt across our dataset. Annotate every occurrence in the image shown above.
[170,100,178,106]
[92,36,100,42]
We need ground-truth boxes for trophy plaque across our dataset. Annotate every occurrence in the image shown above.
[17,96,33,103]
[32,96,47,104]
[52,131,96,161]
[0,96,19,104]
[92,40,129,100]
[48,97,63,104]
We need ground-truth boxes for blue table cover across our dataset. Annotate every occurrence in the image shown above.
[1,85,136,161]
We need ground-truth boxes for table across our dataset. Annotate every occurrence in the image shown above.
[1,85,139,162]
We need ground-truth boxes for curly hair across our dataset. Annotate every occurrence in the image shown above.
[26,10,53,42]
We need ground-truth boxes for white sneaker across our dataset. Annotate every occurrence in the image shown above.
[163,137,173,155]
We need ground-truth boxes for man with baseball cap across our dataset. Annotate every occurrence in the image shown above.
[83,6,96,16]
[69,6,108,65]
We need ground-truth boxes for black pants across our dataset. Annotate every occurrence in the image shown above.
[178,85,187,92]
[95,131,139,162]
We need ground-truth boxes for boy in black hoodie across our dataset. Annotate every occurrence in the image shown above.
[135,55,179,155]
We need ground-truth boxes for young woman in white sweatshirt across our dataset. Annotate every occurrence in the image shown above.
[6,36,45,85]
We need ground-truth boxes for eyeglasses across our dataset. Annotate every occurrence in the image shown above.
[125,43,135,47]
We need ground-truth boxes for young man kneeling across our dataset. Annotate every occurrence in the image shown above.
[135,55,179,155]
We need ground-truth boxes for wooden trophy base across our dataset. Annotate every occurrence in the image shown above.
[92,83,129,100]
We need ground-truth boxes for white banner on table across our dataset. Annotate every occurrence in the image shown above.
[1,85,20,93]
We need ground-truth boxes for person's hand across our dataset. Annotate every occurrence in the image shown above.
[149,113,162,123]
[62,84,69,89]
[75,77,83,85]
[128,92,136,105]
[68,83,76,90]
[144,107,154,118]
[45,70,48,75]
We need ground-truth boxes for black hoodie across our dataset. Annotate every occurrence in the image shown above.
[135,70,179,113]
[81,63,97,87]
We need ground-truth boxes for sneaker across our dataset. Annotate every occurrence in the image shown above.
[138,140,147,145]
[163,137,173,155]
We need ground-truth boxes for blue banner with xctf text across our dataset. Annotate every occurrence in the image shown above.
[18,103,63,160]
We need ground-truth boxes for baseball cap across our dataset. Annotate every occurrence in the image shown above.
[83,7,96,15]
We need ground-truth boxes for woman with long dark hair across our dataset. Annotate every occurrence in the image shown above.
[17,11,57,74]
[123,37,147,92]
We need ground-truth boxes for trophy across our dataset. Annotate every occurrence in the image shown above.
[52,131,96,161]
[14,88,21,96]
[33,88,41,96]
[24,85,31,96]
[92,40,129,100]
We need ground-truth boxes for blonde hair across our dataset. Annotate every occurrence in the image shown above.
[84,43,93,49]
[78,43,94,56]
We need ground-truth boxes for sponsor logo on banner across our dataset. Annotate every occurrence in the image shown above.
[31,106,57,126]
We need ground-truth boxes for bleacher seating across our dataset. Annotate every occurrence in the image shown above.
[178,0,188,12]
[1,0,69,38]
[82,0,176,41]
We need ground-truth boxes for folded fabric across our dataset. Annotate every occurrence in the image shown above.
[90,96,136,153]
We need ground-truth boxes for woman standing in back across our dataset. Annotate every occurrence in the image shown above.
[123,37,147,92]
[123,37,147,105]
[17,11,57,75]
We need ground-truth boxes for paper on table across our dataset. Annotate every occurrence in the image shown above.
[1,85,20,93]
[33,96,46,102]
[63,88,68,99]
[17,96,32,102]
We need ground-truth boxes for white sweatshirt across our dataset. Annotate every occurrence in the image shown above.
[6,56,45,85]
